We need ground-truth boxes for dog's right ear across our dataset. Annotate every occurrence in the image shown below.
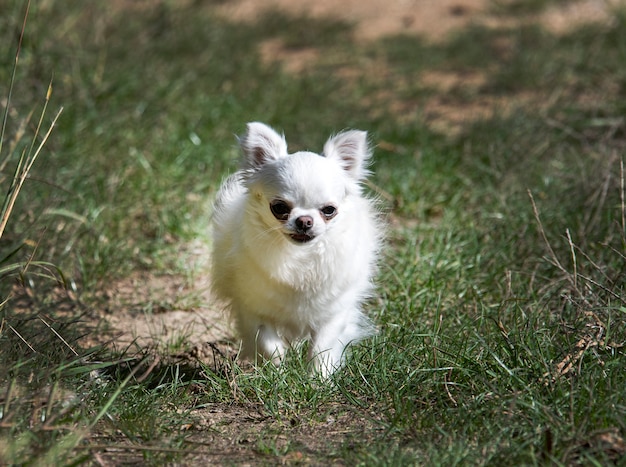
[239,122,288,169]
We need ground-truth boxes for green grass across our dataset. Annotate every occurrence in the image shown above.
[1,0,626,464]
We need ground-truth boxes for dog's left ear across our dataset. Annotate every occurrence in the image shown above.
[323,130,371,180]
[240,122,288,170]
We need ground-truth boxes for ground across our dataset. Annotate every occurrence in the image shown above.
[97,0,620,359]
[24,0,622,464]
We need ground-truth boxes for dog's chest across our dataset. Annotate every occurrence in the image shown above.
[238,251,334,321]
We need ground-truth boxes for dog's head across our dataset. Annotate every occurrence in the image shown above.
[240,122,371,244]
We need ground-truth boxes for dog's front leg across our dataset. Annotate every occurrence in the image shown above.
[238,316,285,366]
[309,311,364,377]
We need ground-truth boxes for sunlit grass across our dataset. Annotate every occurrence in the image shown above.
[1,0,625,464]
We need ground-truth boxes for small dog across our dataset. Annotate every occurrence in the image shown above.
[212,122,382,377]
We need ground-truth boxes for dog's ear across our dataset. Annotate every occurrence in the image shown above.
[240,122,288,169]
[323,130,371,180]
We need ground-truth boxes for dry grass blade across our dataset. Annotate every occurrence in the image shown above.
[0,102,63,241]
[0,0,30,159]
[0,112,31,176]
[528,189,589,304]
[7,323,37,353]
[566,228,577,290]
[0,378,16,424]
[38,315,79,357]
[544,311,613,384]
[619,159,626,241]
[528,190,564,272]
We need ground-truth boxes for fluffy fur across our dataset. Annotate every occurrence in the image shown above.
[212,122,382,377]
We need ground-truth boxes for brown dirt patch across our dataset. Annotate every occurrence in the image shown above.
[218,0,487,41]
[217,0,622,44]
[216,0,624,135]
[179,403,385,465]
[541,0,624,34]
[88,400,385,465]
[83,239,234,360]
[95,273,227,350]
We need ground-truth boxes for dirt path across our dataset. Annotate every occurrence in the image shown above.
[217,0,621,41]
[218,0,487,40]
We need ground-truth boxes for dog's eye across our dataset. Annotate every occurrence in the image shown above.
[270,200,291,220]
[320,205,337,220]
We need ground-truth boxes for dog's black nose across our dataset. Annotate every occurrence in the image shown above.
[295,215,314,231]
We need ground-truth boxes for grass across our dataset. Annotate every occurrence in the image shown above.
[1,0,626,464]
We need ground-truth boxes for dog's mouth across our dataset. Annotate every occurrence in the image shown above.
[289,233,315,243]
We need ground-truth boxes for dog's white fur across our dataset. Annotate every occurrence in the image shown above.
[212,122,382,377]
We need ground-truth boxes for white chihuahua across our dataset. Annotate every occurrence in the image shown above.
[212,122,382,377]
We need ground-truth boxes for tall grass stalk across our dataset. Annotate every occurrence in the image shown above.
[0,85,63,241]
